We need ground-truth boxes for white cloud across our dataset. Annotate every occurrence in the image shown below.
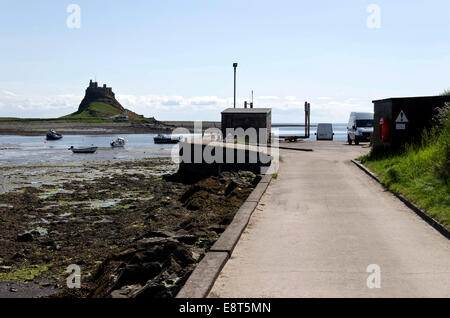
[0,91,373,123]
[161,97,183,106]
[188,96,225,106]
[0,92,81,117]
[1,90,18,97]
[258,96,279,100]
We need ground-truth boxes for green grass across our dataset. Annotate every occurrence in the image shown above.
[0,264,50,282]
[0,117,115,124]
[0,117,156,124]
[358,103,450,228]
[63,102,123,119]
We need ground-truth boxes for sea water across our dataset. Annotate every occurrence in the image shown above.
[0,134,187,166]
[273,123,348,141]
[0,124,348,166]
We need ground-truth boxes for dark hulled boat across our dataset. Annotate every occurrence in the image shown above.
[46,129,63,140]
[153,134,182,144]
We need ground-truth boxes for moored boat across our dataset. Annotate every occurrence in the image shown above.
[46,129,63,140]
[110,137,125,147]
[153,134,182,144]
[69,146,98,154]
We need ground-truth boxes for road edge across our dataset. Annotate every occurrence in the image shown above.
[176,174,272,298]
[351,159,450,240]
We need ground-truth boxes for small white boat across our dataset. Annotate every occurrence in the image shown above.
[110,137,125,147]
[69,146,98,154]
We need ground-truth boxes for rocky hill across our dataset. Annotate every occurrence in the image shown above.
[63,80,141,119]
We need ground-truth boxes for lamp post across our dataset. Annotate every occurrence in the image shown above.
[233,63,238,108]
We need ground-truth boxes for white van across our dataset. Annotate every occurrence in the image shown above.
[315,123,334,140]
[347,112,373,145]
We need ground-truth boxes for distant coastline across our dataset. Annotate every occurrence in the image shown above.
[0,119,221,136]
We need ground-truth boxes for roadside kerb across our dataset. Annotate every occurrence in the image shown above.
[176,175,272,298]
[351,159,449,240]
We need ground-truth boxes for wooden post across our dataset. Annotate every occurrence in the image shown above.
[305,102,309,138]
[307,102,311,138]
[304,102,311,138]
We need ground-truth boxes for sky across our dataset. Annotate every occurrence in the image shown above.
[0,0,449,123]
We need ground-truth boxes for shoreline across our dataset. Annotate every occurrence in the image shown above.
[0,121,221,136]
[0,122,172,136]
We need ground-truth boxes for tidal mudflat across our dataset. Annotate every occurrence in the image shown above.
[0,158,259,298]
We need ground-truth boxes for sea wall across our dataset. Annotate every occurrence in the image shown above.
[176,140,273,180]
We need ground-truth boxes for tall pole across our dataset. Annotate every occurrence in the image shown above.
[304,102,307,137]
[233,63,238,108]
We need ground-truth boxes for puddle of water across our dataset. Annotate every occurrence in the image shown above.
[94,217,114,224]
[39,188,74,199]
[24,228,48,236]
[23,169,48,176]
[34,228,48,236]
[89,200,119,208]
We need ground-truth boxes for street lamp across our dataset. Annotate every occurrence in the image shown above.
[233,63,238,108]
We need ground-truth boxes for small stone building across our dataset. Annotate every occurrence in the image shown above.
[221,108,272,144]
[372,95,450,150]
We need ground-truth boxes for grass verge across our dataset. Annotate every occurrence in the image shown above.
[358,103,450,229]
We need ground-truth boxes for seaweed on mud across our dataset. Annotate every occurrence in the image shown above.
[0,159,259,298]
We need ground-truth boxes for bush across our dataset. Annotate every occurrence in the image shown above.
[432,103,450,182]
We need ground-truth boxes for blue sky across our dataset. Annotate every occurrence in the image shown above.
[0,0,449,122]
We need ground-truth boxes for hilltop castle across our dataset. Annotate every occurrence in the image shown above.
[76,80,125,114]
[67,80,141,119]
[86,80,116,99]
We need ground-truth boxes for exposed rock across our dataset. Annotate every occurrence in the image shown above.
[88,239,196,298]
[110,284,142,298]
[16,232,33,242]
[131,281,171,298]
[1,162,259,299]
[208,225,227,234]
[11,253,25,260]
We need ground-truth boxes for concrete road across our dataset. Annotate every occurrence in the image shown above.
[209,141,450,298]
